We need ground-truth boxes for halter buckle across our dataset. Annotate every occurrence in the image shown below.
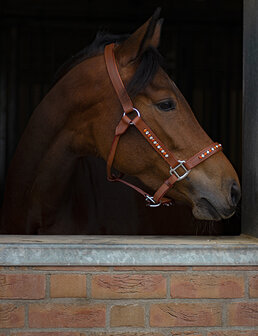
[169,160,191,181]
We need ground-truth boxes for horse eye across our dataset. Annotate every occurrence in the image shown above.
[156,99,176,112]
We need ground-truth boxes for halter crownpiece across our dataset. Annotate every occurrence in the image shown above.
[104,43,223,207]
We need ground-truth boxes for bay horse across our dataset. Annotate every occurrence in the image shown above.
[0,9,241,234]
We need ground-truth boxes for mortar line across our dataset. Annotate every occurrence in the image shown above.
[1,326,258,333]
[45,273,50,299]
[86,273,92,300]
[166,273,170,300]
[244,270,250,299]
[106,301,111,329]
[24,303,29,329]
[222,300,229,328]
[145,301,150,328]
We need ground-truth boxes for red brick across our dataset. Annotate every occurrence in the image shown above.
[11,333,84,336]
[228,302,258,326]
[0,304,25,328]
[114,266,187,271]
[249,275,258,297]
[6,267,29,271]
[171,332,203,336]
[0,274,45,299]
[110,305,144,327]
[91,274,166,299]
[171,274,244,298]
[29,303,105,328]
[150,303,221,327]
[50,274,86,298]
[208,331,258,336]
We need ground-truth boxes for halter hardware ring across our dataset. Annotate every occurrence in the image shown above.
[169,160,191,181]
[123,108,141,124]
[145,195,173,207]
[145,195,161,207]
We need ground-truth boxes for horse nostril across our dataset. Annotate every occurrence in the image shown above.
[230,181,241,206]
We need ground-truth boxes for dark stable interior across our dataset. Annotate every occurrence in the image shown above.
[0,0,242,235]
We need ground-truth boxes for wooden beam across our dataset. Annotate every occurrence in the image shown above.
[242,0,258,236]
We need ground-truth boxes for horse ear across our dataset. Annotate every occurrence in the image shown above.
[115,8,163,66]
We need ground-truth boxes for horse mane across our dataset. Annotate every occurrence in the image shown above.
[52,31,163,97]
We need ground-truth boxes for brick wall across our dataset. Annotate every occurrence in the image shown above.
[0,266,258,335]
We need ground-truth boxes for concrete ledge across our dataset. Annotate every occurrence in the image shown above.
[0,235,257,266]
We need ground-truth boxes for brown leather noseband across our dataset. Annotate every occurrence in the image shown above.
[104,43,222,207]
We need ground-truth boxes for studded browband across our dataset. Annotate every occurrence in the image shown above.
[104,43,222,206]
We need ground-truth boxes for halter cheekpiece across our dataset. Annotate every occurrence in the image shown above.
[104,43,222,207]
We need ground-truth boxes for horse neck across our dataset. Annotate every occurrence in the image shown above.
[7,79,77,187]
[2,60,98,232]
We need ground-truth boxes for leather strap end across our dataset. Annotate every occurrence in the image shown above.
[115,115,131,136]
[153,174,178,203]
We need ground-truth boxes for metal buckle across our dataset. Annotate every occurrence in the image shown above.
[145,195,161,207]
[169,160,191,181]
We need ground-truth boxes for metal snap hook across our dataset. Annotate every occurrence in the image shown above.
[145,195,161,207]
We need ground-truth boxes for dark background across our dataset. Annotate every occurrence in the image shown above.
[0,0,242,235]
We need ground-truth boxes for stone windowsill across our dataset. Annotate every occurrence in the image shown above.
[0,234,257,266]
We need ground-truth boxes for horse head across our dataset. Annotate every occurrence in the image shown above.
[70,9,240,221]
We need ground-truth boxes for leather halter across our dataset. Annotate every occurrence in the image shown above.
[104,43,222,207]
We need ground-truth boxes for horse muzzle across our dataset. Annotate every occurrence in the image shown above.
[192,179,241,221]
